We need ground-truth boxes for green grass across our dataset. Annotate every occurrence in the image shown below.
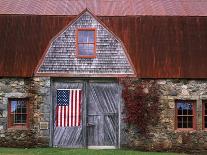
[0,148,186,155]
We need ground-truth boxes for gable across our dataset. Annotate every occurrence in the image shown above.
[35,10,135,77]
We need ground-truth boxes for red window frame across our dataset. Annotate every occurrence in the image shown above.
[175,100,196,131]
[76,28,96,58]
[203,101,207,130]
[8,98,29,129]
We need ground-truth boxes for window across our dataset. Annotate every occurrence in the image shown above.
[76,28,96,58]
[203,101,207,129]
[8,98,29,128]
[175,100,196,130]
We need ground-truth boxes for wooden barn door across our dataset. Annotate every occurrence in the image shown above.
[52,79,121,148]
[87,82,120,148]
[52,81,84,148]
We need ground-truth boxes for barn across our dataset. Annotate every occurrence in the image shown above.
[0,0,207,151]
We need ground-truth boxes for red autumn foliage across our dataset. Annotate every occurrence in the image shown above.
[121,78,160,135]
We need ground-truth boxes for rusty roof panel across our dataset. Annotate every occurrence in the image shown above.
[0,0,207,16]
[0,15,76,77]
[0,15,207,78]
[99,16,207,78]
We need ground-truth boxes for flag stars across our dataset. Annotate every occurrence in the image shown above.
[57,90,70,106]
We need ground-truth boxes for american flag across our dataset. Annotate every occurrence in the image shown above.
[56,89,82,127]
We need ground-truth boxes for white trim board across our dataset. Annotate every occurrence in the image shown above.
[88,146,116,149]
[57,89,82,90]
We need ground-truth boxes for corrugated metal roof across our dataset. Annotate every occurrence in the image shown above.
[0,0,207,16]
[0,15,207,78]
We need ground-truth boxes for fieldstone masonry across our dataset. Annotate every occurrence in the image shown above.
[1,77,207,151]
[0,77,51,147]
[122,79,207,152]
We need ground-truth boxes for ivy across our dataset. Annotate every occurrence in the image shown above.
[121,78,160,136]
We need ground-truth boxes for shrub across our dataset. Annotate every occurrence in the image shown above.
[121,78,160,136]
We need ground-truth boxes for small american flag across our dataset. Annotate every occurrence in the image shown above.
[56,89,82,127]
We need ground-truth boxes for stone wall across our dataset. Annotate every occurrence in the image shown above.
[2,77,207,151]
[0,77,51,147]
[121,79,207,152]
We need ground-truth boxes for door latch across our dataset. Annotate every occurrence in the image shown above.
[87,123,95,127]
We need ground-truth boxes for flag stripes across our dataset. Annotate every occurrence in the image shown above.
[56,89,81,127]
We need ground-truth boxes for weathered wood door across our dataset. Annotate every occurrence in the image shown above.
[53,81,84,148]
[87,82,120,148]
[52,79,121,148]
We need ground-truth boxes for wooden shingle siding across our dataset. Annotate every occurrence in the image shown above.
[36,11,135,77]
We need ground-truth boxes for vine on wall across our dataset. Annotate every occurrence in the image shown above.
[121,78,160,135]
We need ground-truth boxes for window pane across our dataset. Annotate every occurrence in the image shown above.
[205,103,207,115]
[205,109,207,115]
[183,109,187,115]
[16,102,22,113]
[205,122,207,128]
[19,100,26,108]
[205,103,207,110]
[9,99,28,127]
[177,103,184,115]
[79,44,85,52]
[177,102,193,116]
[78,31,87,42]
[188,103,193,115]
[79,44,87,55]
[84,50,94,56]
[188,103,193,110]
[79,44,94,56]
[11,101,17,113]
[77,30,95,57]
[88,44,94,50]
[22,108,27,113]
[188,108,193,115]
[14,114,27,124]
[21,114,27,123]
[20,100,26,113]
[87,31,94,42]
[78,30,94,43]
[15,114,22,123]
[178,108,182,115]
[176,101,194,129]
[86,44,94,56]
[205,116,207,128]
[188,116,193,128]
[183,116,187,128]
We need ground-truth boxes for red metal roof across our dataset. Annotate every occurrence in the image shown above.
[0,0,207,16]
[0,14,207,78]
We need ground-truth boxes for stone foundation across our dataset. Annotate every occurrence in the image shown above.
[2,77,207,151]
[0,77,50,147]
[121,79,207,152]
